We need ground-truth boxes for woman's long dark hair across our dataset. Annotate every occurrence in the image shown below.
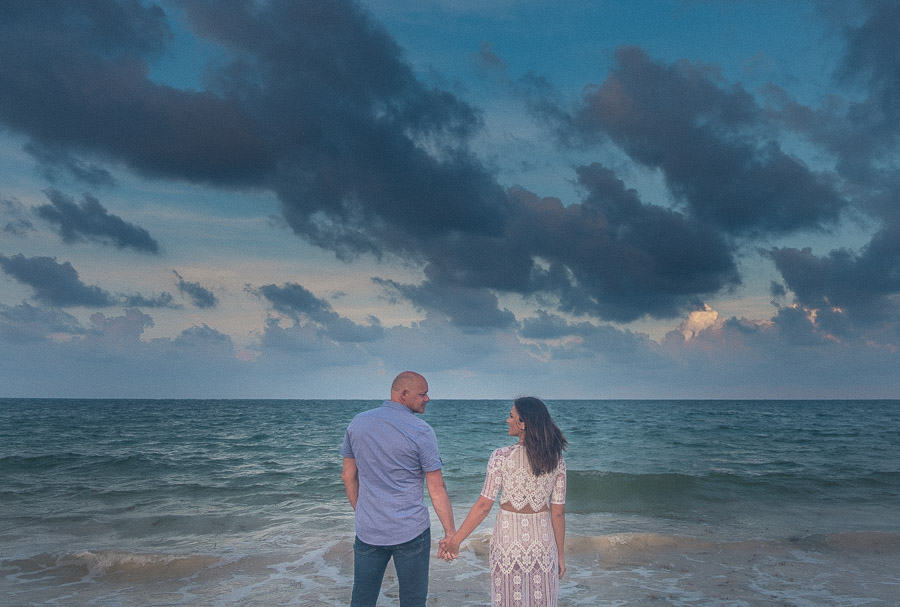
[515,396,567,476]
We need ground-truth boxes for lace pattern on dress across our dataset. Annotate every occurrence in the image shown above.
[490,510,558,607]
[480,444,566,512]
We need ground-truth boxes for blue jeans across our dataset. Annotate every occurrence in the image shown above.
[351,528,431,607]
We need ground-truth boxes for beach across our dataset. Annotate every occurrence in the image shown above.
[5,530,898,605]
[2,398,899,605]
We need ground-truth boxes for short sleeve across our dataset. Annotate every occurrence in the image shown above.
[550,458,566,505]
[479,448,504,501]
[417,425,443,473]
[340,428,354,459]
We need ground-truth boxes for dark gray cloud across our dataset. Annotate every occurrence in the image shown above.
[829,0,900,179]
[746,1,900,344]
[35,189,160,253]
[567,45,847,237]
[174,271,218,309]
[0,0,506,255]
[24,142,116,187]
[0,301,85,342]
[408,166,740,323]
[257,282,383,343]
[767,217,900,331]
[1,0,893,333]
[520,310,581,340]
[0,1,270,185]
[259,282,332,322]
[373,277,517,330]
[519,166,740,321]
[765,1,900,185]
[122,292,178,308]
[519,308,660,366]
[0,0,747,325]
[0,254,117,307]
[0,253,176,309]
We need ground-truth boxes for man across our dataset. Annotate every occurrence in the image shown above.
[340,371,456,607]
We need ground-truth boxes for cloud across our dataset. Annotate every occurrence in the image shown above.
[0,0,507,256]
[374,277,517,330]
[473,42,507,73]
[519,310,579,340]
[0,253,177,309]
[677,304,720,342]
[517,308,660,365]
[1,0,898,401]
[174,270,218,309]
[24,141,115,187]
[766,218,900,331]
[35,189,160,253]
[403,166,740,323]
[0,1,754,326]
[1,196,36,236]
[122,292,178,308]
[828,0,900,178]
[257,282,383,343]
[0,1,271,185]
[0,254,118,307]
[0,301,85,342]
[566,46,846,236]
[0,305,254,398]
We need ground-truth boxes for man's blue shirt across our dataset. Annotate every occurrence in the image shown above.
[341,400,443,545]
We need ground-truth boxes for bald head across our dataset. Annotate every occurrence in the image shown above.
[390,371,430,414]
[391,371,425,392]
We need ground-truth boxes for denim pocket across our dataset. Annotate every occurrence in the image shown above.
[354,536,382,556]
[395,528,430,558]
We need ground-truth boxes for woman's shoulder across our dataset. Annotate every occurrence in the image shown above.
[490,444,519,459]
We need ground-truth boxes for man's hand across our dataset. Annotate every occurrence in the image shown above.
[438,535,460,561]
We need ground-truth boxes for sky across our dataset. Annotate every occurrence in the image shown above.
[1,0,900,399]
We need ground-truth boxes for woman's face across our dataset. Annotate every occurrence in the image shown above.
[507,406,525,439]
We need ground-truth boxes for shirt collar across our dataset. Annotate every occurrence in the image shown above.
[383,399,413,414]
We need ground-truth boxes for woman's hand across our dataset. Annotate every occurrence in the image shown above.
[439,535,461,561]
[558,557,566,579]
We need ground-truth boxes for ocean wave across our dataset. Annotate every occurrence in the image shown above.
[1,550,221,585]
[564,530,900,558]
[565,469,900,515]
[447,530,900,565]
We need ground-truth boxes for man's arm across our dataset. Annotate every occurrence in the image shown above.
[341,457,359,510]
[425,469,455,537]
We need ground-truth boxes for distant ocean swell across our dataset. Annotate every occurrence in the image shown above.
[564,469,900,515]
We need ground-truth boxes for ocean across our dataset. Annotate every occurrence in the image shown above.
[1,398,898,606]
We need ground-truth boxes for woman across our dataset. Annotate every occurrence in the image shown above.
[440,397,567,607]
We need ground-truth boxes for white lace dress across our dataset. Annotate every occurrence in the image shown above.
[479,444,566,607]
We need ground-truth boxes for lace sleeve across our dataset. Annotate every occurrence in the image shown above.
[479,448,504,501]
[550,458,566,505]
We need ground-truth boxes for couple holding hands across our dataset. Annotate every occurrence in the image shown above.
[341,372,567,607]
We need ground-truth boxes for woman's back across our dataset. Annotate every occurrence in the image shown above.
[481,444,566,512]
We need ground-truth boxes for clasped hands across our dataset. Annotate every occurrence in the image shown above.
[437,535,460,561]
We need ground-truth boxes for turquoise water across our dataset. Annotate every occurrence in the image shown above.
[2,399,899,606]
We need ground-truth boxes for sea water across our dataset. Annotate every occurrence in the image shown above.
[1,398,898,606]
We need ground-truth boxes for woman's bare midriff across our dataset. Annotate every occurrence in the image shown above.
[500,501,548,514]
